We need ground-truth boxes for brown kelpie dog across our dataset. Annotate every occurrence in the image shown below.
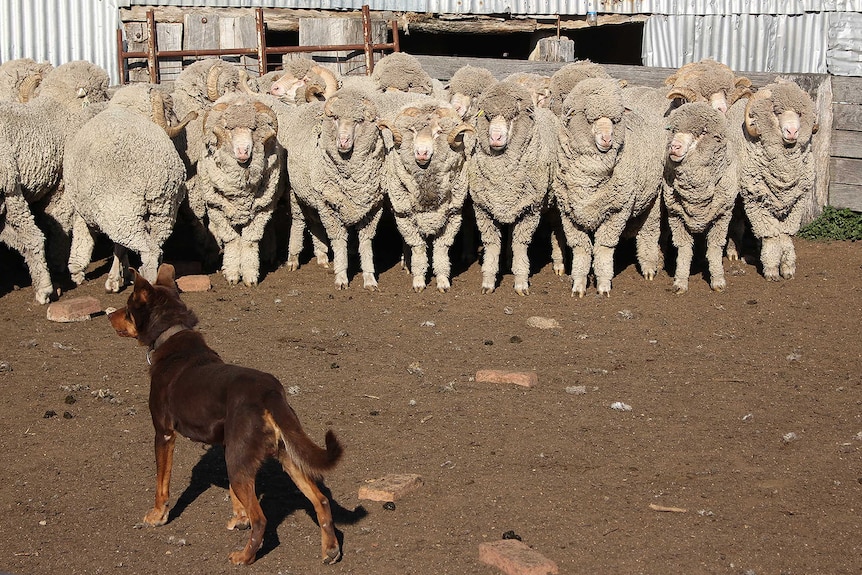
[108,264,343,565]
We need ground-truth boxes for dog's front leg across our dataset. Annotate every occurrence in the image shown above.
[143,431,176,526]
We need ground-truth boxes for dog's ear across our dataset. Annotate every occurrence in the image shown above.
[131,269,154,303]
[155,264,177,289]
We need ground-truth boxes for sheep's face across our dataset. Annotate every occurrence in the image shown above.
[563,78,625,154]
[205,97,278,165]
[666,103,725,163]
[389,106,470,167]
[323,93,379,156]
[708,91,729,114]
[591,117,617,152]
[270,73,304,100]
[744,83,817,147]
[477,84,532,154]
[449,92,473,119]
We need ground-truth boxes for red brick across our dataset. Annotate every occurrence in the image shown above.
[46,296,102,322]
[176,275,211,293]
[475,370,538,388]
[478,540,559,575]
[358,474,423,502]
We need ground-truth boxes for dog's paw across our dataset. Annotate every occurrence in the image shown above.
[228,550,256,565]
[323,546,342,565]
[142,507,169,526]
[226,516,250,531]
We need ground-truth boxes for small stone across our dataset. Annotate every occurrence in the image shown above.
[565,386,587,395]
[358,473,424,502]
[46,296,101,322]
[0,361,12,373]
[476,370,538,388]
[64,395,76,405]
[382,501,396,511]
[44,410,57,418]
[509,335,523,344]
[176,275,211,292]
[526,316,560,329]
[610,401,632,412]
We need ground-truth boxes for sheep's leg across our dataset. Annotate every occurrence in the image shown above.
[705,213,731,292]
[106,244,131,293]
[593,211,629,297]
[286,192,307,271]
[725,200,746,261]
[634,198,662,281]
[545,208,566,276]
[0,202,53,303]
[409,241,429,292]
[560,216,592,298]
[431,213,463,293]
[67,212,96,287]
[511,211,541,296]
[239,239,260,287]
[668,217,694,294]
[473,206,501,294]
[356,207,382,291]
[221,238,243,285]
[319,209,350,289]
[779,233,796,279]
[760,235,782,281]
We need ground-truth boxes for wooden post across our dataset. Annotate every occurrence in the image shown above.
[256,7,267,75]
[146,9,159,83]
[363,5,374,74]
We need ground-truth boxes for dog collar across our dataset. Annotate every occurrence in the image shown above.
[147,324,190,365]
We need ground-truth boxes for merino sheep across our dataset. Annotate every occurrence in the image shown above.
[447,65,497,120]
[284,87,387,290]
[469,80,563,295]
[504,72,552,110]
[547,60,612,115]
[663,102,739,293]
[727,80,818,280]
[269,57,340,103]
[370,52,447,99]
[198,93,284,286]
[0,58,53,102]
[666,59,752,115]
[0,60,109,303]
[63,84,193,292]
[553,78,666,297]
[379,102,475,292]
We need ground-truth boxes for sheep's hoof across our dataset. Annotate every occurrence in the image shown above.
[70,271,86,286]
[672,282,688,294]
[481,285,495,295]
[436,277,451,293]
[780,265,795,279]
[104,278,122,293]
[571,289,585,298]
[515,287,530,296]
[243,279,258,287]
[316,254,330,268]
[285,257,299,272]
[710,280,726,292]
[642,270,657,281]
[34,285,54,305]
[553,265,565,276]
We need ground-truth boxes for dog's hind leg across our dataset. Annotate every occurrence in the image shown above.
[224,476,265,565]
[279,456,341,565]
[226,485,250,531]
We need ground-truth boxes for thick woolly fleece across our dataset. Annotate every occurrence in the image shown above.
[198,93,284,286]
[553,77,666,295]
[469,80,562,293]
[0,58,53,102]
[663,102,739,292]
[64,84,187,289]
[0,60,109,303]
[450,66,496,100]
[384,102,474,291]
[547,60,612,115]
[284,88,387,289]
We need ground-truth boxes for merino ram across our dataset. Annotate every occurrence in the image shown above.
[380,102,475,292]
[468,80,563,295]
[284,87,387,290]
[553,78,666,297]
[0,58,53,102]
[63,84,194,292]
[663,102,739,293]
[0,60,109,303]
[198,93,283,286]
[728,80,818,280]
[447,65,497,120]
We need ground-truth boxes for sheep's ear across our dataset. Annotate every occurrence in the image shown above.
[377,119,401,149]
[618,79,628,88]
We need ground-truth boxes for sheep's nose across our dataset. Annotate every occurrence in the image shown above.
[784,126,799,141]
[235,145,251,161]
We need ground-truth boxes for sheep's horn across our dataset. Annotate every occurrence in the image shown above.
[727,76,753,105]
[435,106,461,120]
[238,69,255,94]
[253,101,279,137]
[165,111,198,139]
[323,95,337,117]
[18,73,42,103]
[400,107,422,118]
[447,123,475,149]
[744,88,772,138]
[310,65,339,98]
[667,86,698,103]
[304,83,324,103]
[151,89,169,129]
[206,65,223,101]
[377,119,402,147]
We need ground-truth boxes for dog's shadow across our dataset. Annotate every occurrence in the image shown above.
[170,445,367,561]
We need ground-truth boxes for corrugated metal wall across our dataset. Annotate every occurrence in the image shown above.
[829,11,862,76]
[0,0,121,84]
[642,12,832,74]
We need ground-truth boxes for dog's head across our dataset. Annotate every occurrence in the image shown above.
[108,264,198,347]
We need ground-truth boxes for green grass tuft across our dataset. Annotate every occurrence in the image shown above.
[798,206,862,241]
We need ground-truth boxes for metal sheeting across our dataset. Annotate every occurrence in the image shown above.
[828,11,862,76]
[642,12,831,74]
[123,0,862,16]
[0,0,122,84]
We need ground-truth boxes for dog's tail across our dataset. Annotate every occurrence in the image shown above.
[267,392,343,479]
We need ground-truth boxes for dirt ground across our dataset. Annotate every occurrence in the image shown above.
[0,226,860,575]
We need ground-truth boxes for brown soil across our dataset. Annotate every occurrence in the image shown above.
[1,235,861,575]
